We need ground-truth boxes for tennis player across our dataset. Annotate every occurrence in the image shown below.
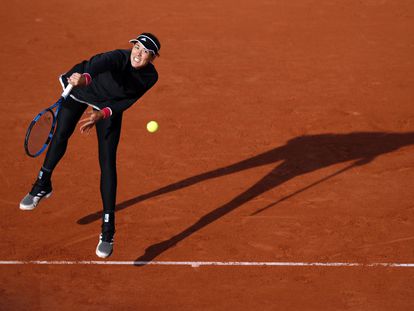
[19,33,161,258]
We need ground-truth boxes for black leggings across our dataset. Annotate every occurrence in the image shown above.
[43,97,122,231]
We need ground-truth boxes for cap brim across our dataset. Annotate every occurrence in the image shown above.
[129,39,159,56]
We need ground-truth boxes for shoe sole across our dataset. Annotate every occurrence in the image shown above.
[96,247,113,258]
[19,192,52,211]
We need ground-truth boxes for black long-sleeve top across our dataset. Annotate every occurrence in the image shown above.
[59,49,158,115]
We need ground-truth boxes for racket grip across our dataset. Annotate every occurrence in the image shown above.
[61,84,74,99]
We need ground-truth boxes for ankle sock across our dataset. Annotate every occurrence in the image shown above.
[37,166,52,184]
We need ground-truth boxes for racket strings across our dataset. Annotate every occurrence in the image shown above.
[26,110,55,156]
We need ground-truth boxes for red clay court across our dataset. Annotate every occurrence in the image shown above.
[1,0,413,310]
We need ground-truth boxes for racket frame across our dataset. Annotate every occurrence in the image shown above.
[24,84,73,157]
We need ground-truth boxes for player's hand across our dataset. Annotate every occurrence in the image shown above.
[79,110,104,134]
[67,73,87,87]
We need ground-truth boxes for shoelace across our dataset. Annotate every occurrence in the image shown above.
[31,182,51,197]
[35,190,48,197]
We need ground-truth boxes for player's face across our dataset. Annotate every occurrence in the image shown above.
[131,42,154,69]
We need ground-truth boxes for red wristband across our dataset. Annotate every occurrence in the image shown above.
[101,107,112,119]
[82,73,92,86]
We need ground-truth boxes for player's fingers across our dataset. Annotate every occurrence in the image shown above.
[80,122,94,134]
[82,120,95,128]
[68,73,82,86]
[90,112,101,121]
[79,113,96,123]
[79,111,101,126]
[86,125,95,134]
[79,119,91,127]
[78,117,90,124]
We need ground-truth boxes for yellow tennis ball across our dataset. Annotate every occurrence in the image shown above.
[146,121,159,133]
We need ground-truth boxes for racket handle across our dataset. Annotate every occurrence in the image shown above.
[61,84,74,99]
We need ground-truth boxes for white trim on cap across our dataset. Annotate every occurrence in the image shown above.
[138,35,159,52]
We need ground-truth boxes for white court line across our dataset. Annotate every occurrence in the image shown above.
[0,261,413,267]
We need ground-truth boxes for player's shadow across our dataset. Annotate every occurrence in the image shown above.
[76,132,414,263]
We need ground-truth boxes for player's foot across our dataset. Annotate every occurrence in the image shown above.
[19,180,53,210]
[96,233,114,258]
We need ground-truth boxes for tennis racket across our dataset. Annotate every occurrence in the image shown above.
[24,84,73,157]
